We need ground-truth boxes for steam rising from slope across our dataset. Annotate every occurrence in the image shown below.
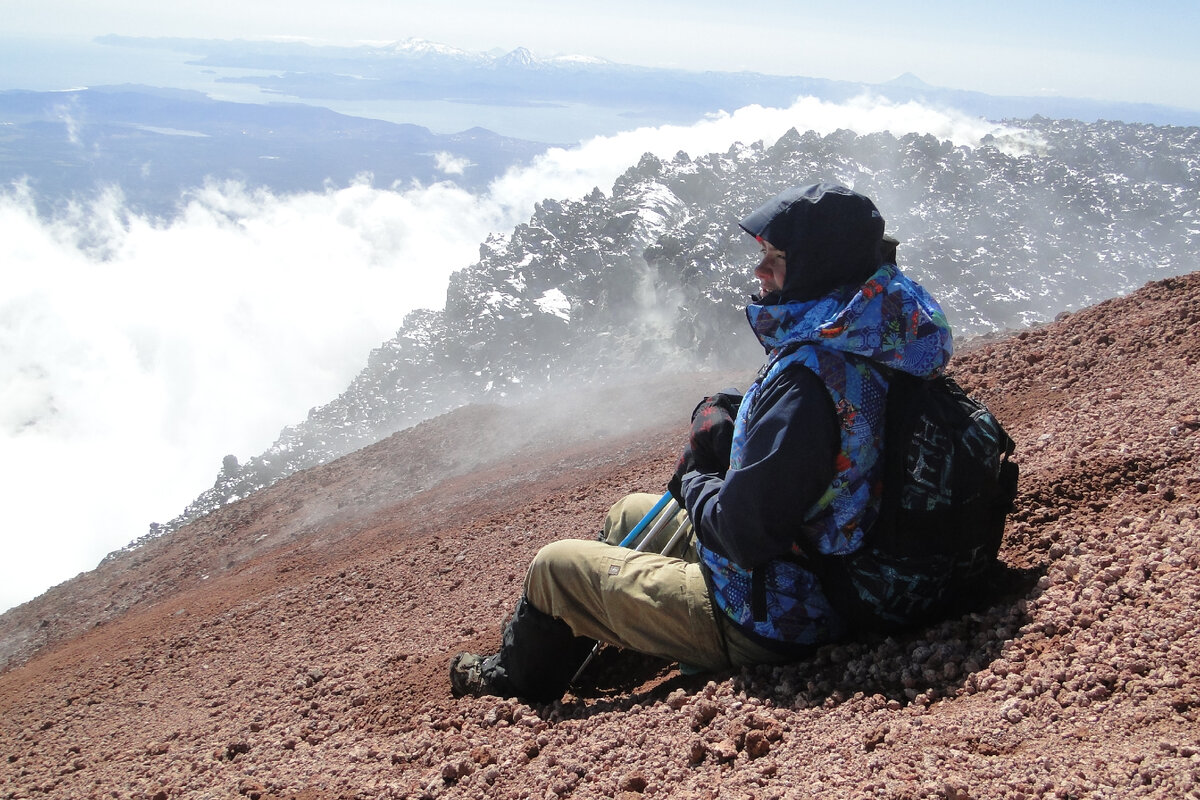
[0,94,1030,612]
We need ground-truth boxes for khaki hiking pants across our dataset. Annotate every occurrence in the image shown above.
[523,493,790,672]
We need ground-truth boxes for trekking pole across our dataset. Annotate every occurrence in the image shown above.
[570,493,683,686]
[658,516,694,556]
[627,497,681,553]
[618,491,673,547]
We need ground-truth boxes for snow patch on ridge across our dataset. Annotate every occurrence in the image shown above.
[535,288,571,322]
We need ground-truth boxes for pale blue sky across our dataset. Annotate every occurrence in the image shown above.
[5,0,1199,110]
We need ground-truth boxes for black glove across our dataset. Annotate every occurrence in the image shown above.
[667,389,742,504]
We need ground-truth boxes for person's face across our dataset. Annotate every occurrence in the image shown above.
[754,240,787,295]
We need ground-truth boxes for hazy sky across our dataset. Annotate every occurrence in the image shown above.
[6,0,1200,111]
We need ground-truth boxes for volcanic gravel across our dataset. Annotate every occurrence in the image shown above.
[2,273,1200,799]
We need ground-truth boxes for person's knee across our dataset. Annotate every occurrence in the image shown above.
[602,493,657,545]
[524,539,585,614]
[527,539,577,577]
[601,497,636,544]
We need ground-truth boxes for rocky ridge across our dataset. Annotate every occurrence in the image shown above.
[154,116,1200,544]
[1,271,1198,798]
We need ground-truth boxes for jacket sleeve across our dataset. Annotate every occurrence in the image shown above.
[681,363,838,568]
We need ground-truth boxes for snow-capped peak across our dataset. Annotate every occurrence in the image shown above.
[381,37,474,60]
[496,47,537,68]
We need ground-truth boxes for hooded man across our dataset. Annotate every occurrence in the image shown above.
[450,183,954,703]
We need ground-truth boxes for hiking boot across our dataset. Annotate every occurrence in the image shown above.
[449,652,501,697]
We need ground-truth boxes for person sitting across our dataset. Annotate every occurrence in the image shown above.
[450,183,954,703]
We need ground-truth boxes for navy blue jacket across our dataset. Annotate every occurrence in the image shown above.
[682,364,837,567]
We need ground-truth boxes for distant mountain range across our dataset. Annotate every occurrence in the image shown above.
[134,113,1200,551]
[97,34,1200,129]
[0,84,554,216]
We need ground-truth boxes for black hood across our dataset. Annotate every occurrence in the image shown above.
[739,183,885,302]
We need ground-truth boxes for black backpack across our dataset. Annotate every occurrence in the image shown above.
[813,370,1019,630]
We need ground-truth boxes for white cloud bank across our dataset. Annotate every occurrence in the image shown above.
[0,94,1029,612]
